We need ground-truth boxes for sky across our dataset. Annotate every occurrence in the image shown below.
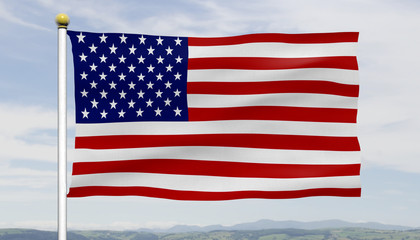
[1,0,420,231]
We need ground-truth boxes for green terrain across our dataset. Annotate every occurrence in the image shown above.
[1,228,420,240]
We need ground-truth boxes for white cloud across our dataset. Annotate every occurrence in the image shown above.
[0,103,75,161]
[0,167,56,189]
[0,103,57,162]
[0,189,55,202]
[0,103,75,190]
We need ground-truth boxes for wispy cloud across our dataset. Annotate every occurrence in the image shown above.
[0,1,51,31]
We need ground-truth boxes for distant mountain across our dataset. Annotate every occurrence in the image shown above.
[151,219,413,233]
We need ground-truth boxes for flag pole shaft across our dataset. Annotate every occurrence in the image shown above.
[56,13,70,240]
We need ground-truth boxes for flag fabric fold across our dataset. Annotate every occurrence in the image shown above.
[67,30,361,200]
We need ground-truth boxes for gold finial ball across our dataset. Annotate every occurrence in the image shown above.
[55,13,70,28]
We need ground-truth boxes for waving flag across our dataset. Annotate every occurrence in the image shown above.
[67,30,361,200]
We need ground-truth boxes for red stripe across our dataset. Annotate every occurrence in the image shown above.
[75,134,360,151]
[67,186,361,200]
[188,57,358,70]
[187,81,359,97]
[188,106,357,123]
[72,159,361,178]
[188,32,359,46]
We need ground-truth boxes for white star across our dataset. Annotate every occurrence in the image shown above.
[174,89,181,97]
[81,108,89,118]
[76,32,85,43]
[147,64,155,73]
[128,64,136,72]
[119,34,127,43]
[118,109,126,118]
[119,90,127,99]
[155,89,163,98]
[154,107,162,116]
[166,64,173,72]
[99,54,107,63]
[137,90,145,98]
[128,81,136,89]
[109,81,117,89]
[100,89,108,99]
[80,71,88,80]
[139,35,146,44]
[89,63,97,71]
[147,46,155,55]
[109,64,117,72]
[99,33,107,43]
[138,55,145,64]
[136,108,144,117]
[81,89,88,97]
[146,99,153,107]
[174,72,182,80]
[156,55,164,64]
[129,44,137,54]
[156,36,164,45]
[90,81,98,89]
[99,72,107,80]
[128,99,136,108]
[174,107,182,116]
[118,73,126,81]
[137,73,145,81]
[175,37,182,46]
[89,43,97,53]
[109,44,117,54]
[109,99,117,109]
[156,73,163,81]
[165,81,172,89]
[79,53,87,62]
[165,46,173,55]
[146,81,154,89]
[91,99,99,108]
[119,55,126,63]
[175,56,183,63]
[164,98,172,106]
[100,109,108,118]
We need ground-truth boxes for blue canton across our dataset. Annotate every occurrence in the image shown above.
[68,31,189,123]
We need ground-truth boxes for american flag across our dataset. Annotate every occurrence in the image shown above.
[67,30,361,200]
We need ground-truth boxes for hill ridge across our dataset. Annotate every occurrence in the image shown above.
[139,219,413,233]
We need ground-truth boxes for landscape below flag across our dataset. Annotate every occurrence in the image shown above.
[66,30,361,200]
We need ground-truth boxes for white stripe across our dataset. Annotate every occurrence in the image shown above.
[76,121,357,137]
[70,147,361,165]
[187,68,359,85]
[70,173,360,192]
[189,42,357,58]
[188,93,358,109]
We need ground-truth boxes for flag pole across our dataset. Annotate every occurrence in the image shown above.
[56,13,69,240]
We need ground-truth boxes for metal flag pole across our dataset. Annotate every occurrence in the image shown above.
[56,13,69,240]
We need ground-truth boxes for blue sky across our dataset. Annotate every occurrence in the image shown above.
[1,0,420,230]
